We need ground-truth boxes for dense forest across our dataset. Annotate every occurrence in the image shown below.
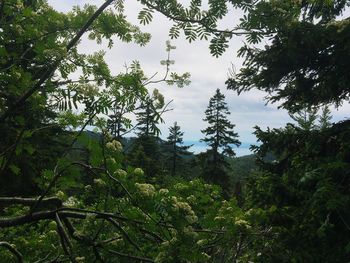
[0,0,349,262]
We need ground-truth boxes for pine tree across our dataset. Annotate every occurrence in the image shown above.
[200,89,241,194]
[166,122,192,176]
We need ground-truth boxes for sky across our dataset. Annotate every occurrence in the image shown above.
[48,0,350,156]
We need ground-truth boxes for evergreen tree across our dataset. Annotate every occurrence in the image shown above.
[136,89,164,137]
[289,106,333,131]
[128,89,166,178]
[166,122,192,176]
[318,106,332,130]
[289,107,318,131]
[107,103,128,140]
[200,89,241,194]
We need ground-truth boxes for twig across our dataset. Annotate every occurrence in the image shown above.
[106,218,141,251]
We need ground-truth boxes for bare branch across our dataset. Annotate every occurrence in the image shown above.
[55,213,75,261]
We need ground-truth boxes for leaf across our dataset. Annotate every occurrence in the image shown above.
[9,164,21,175]
[24,144,35,155]
[138,8,153,25]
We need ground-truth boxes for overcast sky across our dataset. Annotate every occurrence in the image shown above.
[49,1,349,156]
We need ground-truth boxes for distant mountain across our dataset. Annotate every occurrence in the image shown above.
[185,141,256,156]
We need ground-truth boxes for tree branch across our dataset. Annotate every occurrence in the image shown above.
[0,0,114,123]
[0,197,62,208]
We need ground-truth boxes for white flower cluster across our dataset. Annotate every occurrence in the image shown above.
[133,167,144,176]
[114,169,127,179]
[171,197,198,224]
[160,235,177,248]
[186,195,196,204]
[106,140,123,152]
[196,239,207,246]
[63,196,80,207]
[159,188,169,195]
[56,190,65,200]
[93,178,106,187]
[135,183,156,198]
[234,218,251,229]
[75,256,85,262]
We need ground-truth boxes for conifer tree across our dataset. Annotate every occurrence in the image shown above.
[136,89,164,137]
[200,89,241,194]
[128,89,166,178]
[166,122,192,176]
[318,106,332,130]
[201,89,241,161]
[107,103,128,140]
[289,107,318,131]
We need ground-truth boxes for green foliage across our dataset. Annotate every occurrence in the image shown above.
[200,89,241,196]
[0,130,260,262]
[164,122,193,177]
[135,89,166,137]
[246,120,350,262]
[201,89,241,157]
[141,0,349,110]
[1,0,349,262]
[225,1,350,112]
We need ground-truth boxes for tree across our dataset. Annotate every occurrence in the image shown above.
[136,89,165,137]
[148,2,349,260]
[1,0,349,262]
[106,62,148,140]
[139,1,349,111]
[200,89,240,194]
[289,107,318,131]
[165,122,192,176]
[0,0,150,195]
[224,1,350,112]
[318,106,332,130]
[126,89,167,178]
[246,120,350,262]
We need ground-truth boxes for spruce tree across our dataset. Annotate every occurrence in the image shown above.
[200,89,241,194]
[166,122,192,176]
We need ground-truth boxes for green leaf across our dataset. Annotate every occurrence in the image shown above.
[9,164,21,175]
